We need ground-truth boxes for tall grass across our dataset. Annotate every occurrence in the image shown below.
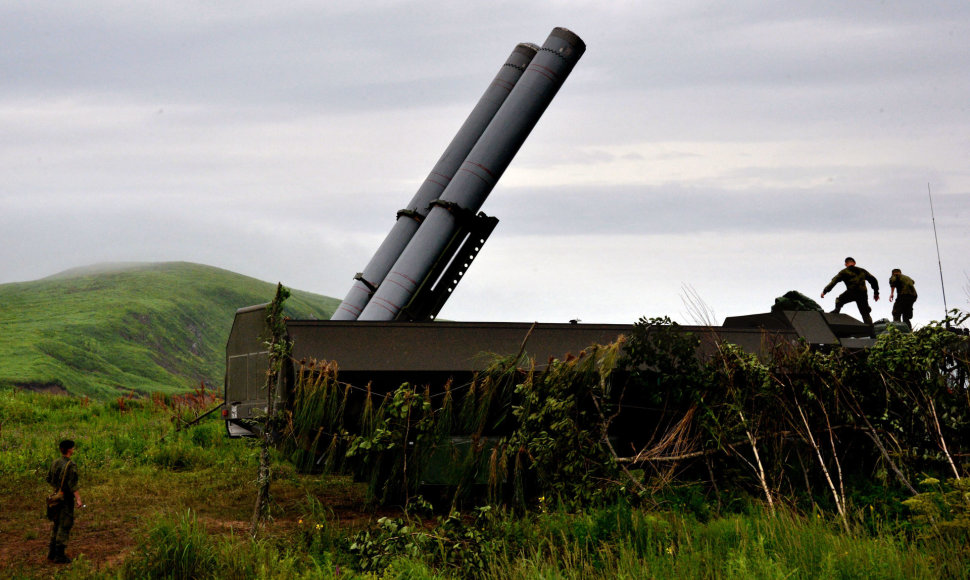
[120,508,353,580]
[123,509,218,579]
[483,506,958,579]
[0,388,248,479]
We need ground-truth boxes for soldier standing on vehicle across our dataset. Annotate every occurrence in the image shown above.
[821,257,880,324]
[888,268,918,329]
[46,439,81,564]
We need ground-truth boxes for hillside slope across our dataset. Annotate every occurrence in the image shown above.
[0,262,339,399]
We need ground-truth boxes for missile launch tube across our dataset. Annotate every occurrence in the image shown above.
[358,28,585,321]
[331,43,539,321]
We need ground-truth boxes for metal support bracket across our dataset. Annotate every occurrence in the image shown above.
[395,211,499,322]
[396,208,425,223]
[353,272,378,293]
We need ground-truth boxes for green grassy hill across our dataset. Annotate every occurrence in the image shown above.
[0,262,339,399]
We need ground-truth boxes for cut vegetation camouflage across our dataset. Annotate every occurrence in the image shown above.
[277,311,970,533]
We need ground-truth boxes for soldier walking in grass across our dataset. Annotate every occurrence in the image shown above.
[46,439,81,564]
[888,268,918,329]
[821,257,880,324]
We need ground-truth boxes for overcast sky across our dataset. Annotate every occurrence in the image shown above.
[2,1,968,326]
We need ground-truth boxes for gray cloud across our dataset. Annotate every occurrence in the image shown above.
[480,184,969,237]
[1,1,968,327]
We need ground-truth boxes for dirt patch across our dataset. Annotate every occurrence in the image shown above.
[15,382,68,396]
[0,472,381,578]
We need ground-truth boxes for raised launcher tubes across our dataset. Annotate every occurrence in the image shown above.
[330,42,540,321]
[358,27,586,321]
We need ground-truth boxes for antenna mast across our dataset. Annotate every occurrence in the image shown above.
[928,183,949,320]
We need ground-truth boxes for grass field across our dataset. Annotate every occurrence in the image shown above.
[2,387,967,579]
[0,388,375,578]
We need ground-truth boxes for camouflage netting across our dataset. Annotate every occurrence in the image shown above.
[874,318,911,334]
[771,290,823,313]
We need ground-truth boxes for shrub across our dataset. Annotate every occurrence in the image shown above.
[903,477,970,541]
[123,510,217,579]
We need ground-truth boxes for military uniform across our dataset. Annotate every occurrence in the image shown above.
[823,265,880,324]
[46,455,79,563]
[889,272,917,328]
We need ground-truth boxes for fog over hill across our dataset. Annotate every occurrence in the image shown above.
[41,262,165,280]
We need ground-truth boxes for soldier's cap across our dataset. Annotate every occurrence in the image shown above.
[844,257,855,263]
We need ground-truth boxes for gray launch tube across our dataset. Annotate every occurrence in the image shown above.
[331,43,539,320]
[358,27,585,321]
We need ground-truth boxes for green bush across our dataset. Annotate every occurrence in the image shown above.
[149,440,214,471]
[903,477,970,541]
[349,507,497,578]
[123,510,218,579]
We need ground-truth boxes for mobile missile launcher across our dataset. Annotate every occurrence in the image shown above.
[222,29,876,488]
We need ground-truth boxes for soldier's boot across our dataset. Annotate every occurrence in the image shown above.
[52,544,71,564]
[46,540,56,561]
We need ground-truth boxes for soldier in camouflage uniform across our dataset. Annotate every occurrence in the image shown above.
[821,257,880,324]
[888,268,918,329]
[46,439,81,564]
